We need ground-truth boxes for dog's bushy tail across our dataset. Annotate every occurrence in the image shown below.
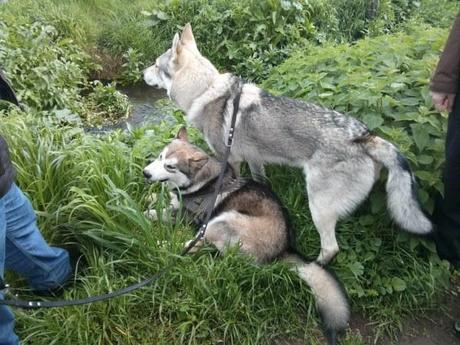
[363,135,432,234]
[281,253,349,345]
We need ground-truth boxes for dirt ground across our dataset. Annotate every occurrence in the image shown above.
[275,273,460,345]
[350,275,460,345]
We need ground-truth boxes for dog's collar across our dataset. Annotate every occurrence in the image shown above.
[173,166,236,198]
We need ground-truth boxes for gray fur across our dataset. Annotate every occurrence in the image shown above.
[143,24,433,264]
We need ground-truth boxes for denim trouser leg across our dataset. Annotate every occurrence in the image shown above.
[0,184,71,345]
[4,185,71,291]
[0,187,19,345]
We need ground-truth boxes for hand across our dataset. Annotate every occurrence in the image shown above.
[431,92,456,112]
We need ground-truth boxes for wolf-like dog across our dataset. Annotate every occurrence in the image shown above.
[143,24,433,264]
[143,127,350,344]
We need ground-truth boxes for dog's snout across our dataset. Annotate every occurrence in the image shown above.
[143,169,152,179]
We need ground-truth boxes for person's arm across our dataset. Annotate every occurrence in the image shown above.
[430,14,460,112]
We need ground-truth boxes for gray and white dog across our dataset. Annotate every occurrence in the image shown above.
[143,127,350,345]
[143,24,432,264]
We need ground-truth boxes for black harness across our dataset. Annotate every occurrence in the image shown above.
[0,82,243,308]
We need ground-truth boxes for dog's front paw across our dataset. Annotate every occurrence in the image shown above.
[144,209,159,221]
[146,193,158,204]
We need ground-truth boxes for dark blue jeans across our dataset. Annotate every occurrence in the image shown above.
[0,184,71,345]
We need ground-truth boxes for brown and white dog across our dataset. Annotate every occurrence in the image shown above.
[143,128,350,345]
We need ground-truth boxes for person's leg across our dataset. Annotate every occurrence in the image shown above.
[0,190,20,345]
[433,90,460,266]
[3,184,71,292]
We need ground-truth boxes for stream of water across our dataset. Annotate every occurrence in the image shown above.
[118,84,170,127]
[87,84,171,133]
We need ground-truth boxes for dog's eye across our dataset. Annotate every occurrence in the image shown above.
[164,164,176,172]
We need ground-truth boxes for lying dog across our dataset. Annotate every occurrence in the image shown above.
[143,24,432,264]
[143,127,350,345]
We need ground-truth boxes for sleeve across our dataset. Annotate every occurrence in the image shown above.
[430,14,460,94]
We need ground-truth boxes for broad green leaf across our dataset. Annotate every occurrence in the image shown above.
[391,277,407,292]
[362,113,384,130]
[410,123,430,151]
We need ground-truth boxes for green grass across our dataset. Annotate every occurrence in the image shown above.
[0,0,165,80]
[1,0,458,82]
[0,109,453,345]
[0,0,457,343]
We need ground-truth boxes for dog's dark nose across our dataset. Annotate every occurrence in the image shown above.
[143,170,152,179]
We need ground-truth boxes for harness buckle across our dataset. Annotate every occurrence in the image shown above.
[0,282,11,297]
[198,223,207,237]
[225,128,235,147]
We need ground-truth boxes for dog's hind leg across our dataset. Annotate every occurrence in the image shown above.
[204,211,242,254]
[204,210,283,263]
[308,199,340,266]
[305,157,378,265]
[229,160,242,178]
[248,161,266,183]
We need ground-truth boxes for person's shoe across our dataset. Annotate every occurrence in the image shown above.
[431,223,460,268]
[32,246,83,297]
[32,271,74,297]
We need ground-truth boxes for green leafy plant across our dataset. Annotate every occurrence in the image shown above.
[1,0,457,82]
[84,81,132,126]
[120,48,146,85]
[140,0,319,81]
[0,1,457,344]
[264,25,448,212]
[0,20,93,113]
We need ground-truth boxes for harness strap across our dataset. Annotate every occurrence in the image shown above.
[0,81,243,308]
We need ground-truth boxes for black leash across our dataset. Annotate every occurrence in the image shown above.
[0,82,242,309]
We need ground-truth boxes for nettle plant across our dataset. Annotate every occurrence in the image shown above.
[84,81,132,126]
[0,18,132,127]
[264,25,448,213]
[142,0,317,81]
[0,20,93,112]
[119,48,146,85]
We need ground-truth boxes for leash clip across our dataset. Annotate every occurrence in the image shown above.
[225,127,235,147]
[0,283,12,298]
[198,223,207,237]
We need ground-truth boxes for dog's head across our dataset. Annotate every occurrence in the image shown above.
[143,24,218,110]
[143,127,218,191]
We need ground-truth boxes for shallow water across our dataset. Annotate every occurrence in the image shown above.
[118,84,170,127]
[86,84,170,133]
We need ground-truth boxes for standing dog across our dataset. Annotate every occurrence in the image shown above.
[143,128,350,345]
[143,24,432,264]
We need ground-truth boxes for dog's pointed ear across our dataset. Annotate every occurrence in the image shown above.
[171,33,182,60]
[189,153,208,171]
[180,23,198,51]
[175,126,188,141]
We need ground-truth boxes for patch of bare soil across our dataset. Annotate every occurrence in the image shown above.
[350,275,460,345]
[274,274,460,345]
